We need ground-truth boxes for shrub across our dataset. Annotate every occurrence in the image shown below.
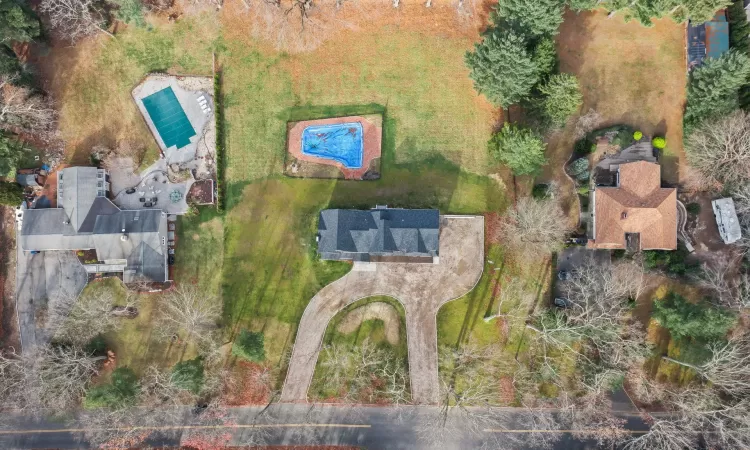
[532,183,551,199]
[633,131,643,140]
[566,157,589,177]
[85,335,107,356]
[171,358,205,394]
[537,73,583,127]
[214,72,226,213]
[652,137,666,149]
[232,330,265,362]
[577,185,590,196]
[686,202,701,215]
[652,292,736,342]
[84,367,139,409]
[575,170,590,182]
[643,247,700,277]
[488,123,547,176]
[573,137,596,155]
[0,181,23,206]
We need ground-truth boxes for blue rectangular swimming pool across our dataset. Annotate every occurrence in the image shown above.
[142,87,196,150]
[301,122,363,169]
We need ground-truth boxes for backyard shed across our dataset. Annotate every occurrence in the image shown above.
[688,11,729,69]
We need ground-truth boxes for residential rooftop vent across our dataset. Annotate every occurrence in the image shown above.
[621,211,628,220]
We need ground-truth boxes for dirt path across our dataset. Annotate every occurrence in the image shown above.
[280,216,484,405]
[337,302,401,346]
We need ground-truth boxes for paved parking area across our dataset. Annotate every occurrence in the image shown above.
[280,216,485,405]
[554,247,611,298]
[15,242,87,350]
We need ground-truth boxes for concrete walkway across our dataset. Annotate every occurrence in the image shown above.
[280,216,484,405]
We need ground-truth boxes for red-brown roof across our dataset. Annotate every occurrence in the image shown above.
[589,161,677,250]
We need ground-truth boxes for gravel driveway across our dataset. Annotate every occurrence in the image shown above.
[280,216,485,405]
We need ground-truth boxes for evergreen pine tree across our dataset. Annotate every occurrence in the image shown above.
[465,29,539,108]
[488,123,548,176]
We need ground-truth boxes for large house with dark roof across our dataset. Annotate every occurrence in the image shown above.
[588,161,677,251]
[18,167,169,283]
[317,207,440,262]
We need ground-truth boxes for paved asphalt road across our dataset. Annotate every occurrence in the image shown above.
[0,404,650,450]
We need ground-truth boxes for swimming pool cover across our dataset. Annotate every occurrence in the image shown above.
[142,87,196,149]
[301,122,363,169]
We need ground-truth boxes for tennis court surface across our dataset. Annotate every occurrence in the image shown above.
[141,87,196,149]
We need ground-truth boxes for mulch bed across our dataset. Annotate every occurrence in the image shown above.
[285,114,382,181]
[187,179,215,205]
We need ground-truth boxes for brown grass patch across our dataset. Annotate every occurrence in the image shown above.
[539,9,687,221]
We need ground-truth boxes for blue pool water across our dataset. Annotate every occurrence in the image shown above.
[301,122,363,169]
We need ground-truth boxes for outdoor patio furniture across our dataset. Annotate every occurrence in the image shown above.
[197,95,205,101]
[144,202,153,207]
[139,197,146,202]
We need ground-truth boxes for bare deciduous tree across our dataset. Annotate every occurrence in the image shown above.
[249,0,344,53]
[664,334,750,398]
[685,109,750,190]
[316,340,409,405]
[560,259,646,327]
[733,184,750,254]
[48,286,138,345]
[574,108,602,140]
[0,345,102,417]
[0,75,58,142]
[153,285,221,345]
[694,257,748,309]
[625,389,750,450]
[39,0,113,42]
[501,197,573,259]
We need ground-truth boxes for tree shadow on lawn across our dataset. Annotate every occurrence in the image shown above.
[216,104,508,383]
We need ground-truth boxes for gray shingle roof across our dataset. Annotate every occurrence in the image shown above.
[318,208,439,260]
[60,167,102,232]
[20,167,168,282]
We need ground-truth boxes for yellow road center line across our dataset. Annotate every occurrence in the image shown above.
[483,429,648,434]
[0,423,371,435]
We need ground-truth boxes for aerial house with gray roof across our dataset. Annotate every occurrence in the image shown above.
[317,207,440,263]
[17,167,169,283]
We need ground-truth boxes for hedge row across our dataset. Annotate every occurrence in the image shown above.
[214,71,226,212]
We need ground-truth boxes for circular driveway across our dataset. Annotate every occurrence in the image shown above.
[280,215,485,404]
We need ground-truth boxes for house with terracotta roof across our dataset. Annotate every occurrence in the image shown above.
[588,161,677,251]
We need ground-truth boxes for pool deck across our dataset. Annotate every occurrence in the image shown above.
[131,74,216,181]
[287,115,382,180]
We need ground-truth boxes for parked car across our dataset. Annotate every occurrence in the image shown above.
[557,270,575,281]
[553,297,572,308]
